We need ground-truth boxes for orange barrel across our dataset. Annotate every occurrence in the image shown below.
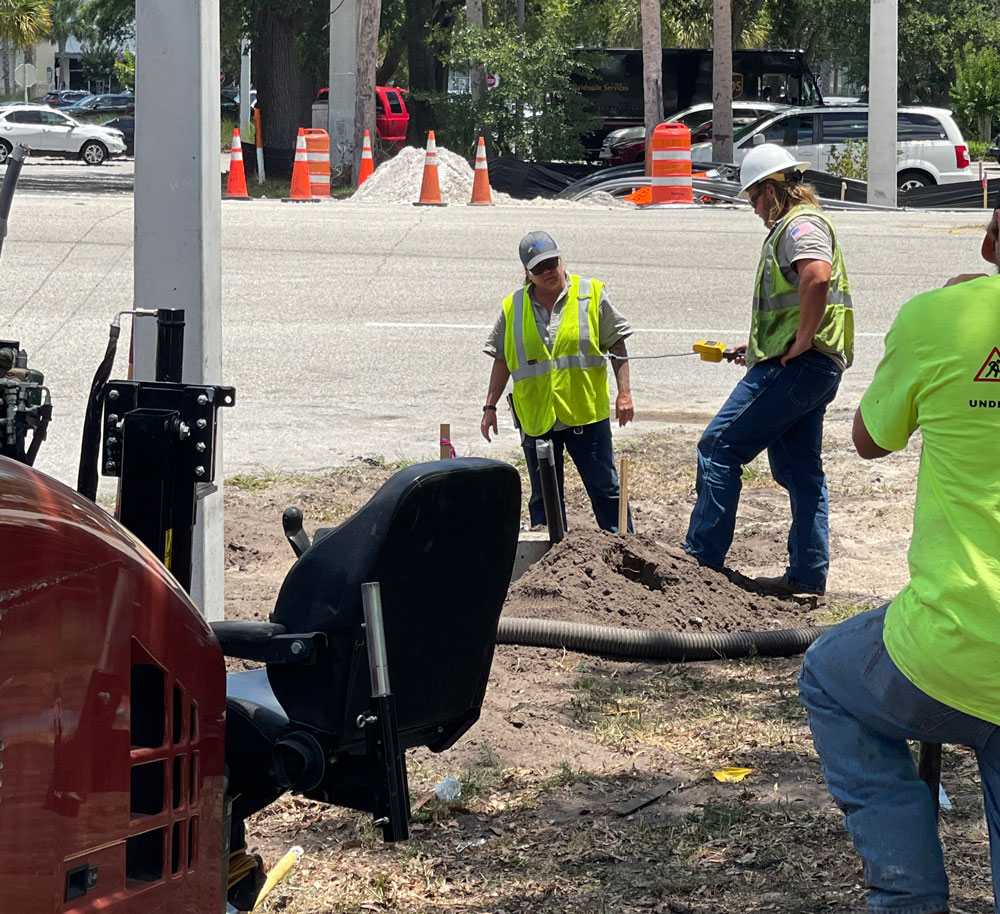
[650,122,693,205]
[303,128,331,198]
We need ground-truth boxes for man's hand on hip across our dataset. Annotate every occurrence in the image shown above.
[781,336,814,365]
[616,390,634,427]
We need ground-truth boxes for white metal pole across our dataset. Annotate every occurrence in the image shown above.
[329,0,360,177]
[867,0,897,206]
[239,40,251,137]
[134,0,224,620]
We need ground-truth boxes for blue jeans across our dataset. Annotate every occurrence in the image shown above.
[800,606,1000,914]
[523,419,633,533]
[683,350,842,591]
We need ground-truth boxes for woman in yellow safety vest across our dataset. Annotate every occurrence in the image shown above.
[683,144,853,596]
[480,231,635,532]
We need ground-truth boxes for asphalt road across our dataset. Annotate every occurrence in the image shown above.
[2,185,995,489]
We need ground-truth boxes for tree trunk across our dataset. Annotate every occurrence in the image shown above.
[640,0,662,177]
[376,35,405,86]
[712,0,734,164]
[255,5,314,178]
[404,0,436,143]
[59,39,69,89]
[354,0,382,181]
[3,43,10,97]
[467,0,486,103]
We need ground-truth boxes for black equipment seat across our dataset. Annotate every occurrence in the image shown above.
[224,458,520,814]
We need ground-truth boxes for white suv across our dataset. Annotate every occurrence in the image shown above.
[691,105,973,190]
[0,105,127,165]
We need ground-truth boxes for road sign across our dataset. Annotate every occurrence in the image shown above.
[487,74,499,89]
[14,63,37,88]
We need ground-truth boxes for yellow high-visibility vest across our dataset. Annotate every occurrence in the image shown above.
[503,274,610,437]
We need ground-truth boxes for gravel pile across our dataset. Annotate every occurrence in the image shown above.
[351,144,628,208]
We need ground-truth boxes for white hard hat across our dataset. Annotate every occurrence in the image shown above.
[738,143,811,199]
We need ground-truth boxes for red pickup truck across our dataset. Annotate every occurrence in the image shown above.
[315,86,408,152]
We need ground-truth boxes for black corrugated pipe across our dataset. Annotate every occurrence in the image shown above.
[496,618,832,662]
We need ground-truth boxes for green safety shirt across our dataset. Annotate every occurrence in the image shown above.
[503,274,610,438]
[861,274,1000,725]
[747,204,854,368]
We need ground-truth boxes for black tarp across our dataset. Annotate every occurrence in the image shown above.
[487,159,601,199]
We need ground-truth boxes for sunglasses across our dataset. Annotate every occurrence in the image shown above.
[749,187,765,207]
[529,257,560,276]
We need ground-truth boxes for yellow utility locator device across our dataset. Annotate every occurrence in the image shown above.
[693,340,737,363]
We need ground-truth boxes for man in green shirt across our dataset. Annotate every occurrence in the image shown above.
[799,209,1000,914]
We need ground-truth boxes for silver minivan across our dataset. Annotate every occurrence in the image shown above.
[691,105,973,190]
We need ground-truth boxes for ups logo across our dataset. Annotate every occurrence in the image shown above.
[732,72,744,97]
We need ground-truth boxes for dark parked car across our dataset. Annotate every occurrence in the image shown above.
[62,94,135,117]
[43,90,89,108]
[102,115,134,155]
[989,134,1000,164]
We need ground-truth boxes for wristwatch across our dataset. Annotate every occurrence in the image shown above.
[483,404,497,412]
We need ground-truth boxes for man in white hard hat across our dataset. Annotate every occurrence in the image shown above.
[799,208,1000,914]
[683,143,854,596]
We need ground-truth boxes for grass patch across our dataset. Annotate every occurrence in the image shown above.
[227,467,287,492]
[741,458,778,488]
[815,599,880,624]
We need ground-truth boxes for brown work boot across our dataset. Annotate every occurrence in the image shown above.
[754,573,825,597]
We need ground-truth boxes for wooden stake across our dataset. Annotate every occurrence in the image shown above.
[439,423,452,459]
[840,181,847,201]
[982,161,988,210]
[618,457,630,533]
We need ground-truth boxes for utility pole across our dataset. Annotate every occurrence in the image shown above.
[711,0,734,164]
[239,39,251,137]
[867,0,897,206]
[329,0,360,179]
[640,0,662,177]
[353,0,381,182]
[467,0,486,103]
[134,0,224,619]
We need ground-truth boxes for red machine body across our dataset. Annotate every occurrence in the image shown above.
[0,455,226,914]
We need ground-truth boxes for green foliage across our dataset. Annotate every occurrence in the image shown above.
[440,6,600,160]
[114,46,133,89]
[48,0,93,46]
[951,45,1000,143]
[81,0,132,43]
[81,41,117,90]
[825,138,868,180]
[0,0,51,47]
[969,140,991,160]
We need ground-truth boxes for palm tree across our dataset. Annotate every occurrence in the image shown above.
[48,0,91,89]
[0,0,51,95]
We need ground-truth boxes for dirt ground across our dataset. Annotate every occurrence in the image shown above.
[223,417,993,914]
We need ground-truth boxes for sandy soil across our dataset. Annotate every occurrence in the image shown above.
[221,418,992,914]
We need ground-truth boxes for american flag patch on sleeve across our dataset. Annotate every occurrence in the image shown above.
[790,222,814,241]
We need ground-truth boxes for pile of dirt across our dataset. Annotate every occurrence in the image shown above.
[349,144,630,207]
[503,529,823,632]
[351,144,517,205]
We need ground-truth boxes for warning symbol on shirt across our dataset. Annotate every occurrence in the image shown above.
[974,347,1000,381]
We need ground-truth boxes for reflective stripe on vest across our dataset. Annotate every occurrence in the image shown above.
[503,275,611,437]
[747,204,854,368]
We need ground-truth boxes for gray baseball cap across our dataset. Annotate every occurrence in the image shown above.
[519,231,561,270]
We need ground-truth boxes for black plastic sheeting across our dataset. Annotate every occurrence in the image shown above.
[487,158,602,199]
[490,157,1000,211]
[900,177,1000,210]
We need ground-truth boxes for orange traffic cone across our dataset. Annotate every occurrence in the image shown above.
[357,130,374,186]
[225,128,250,199]
[414,131,446,206]
[469,136,492,205]
[283,129,318,202]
